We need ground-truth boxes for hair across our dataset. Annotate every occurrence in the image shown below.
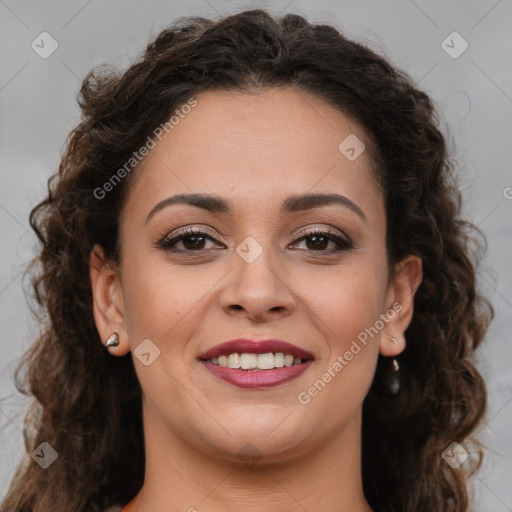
[1,8,493,512]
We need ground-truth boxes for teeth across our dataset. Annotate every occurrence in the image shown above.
[227,353,241,369]
[274,352,284,367]
[284,354,294,367]
[240,353,258,369]
[258,353,274,370]
[209,352,305,370]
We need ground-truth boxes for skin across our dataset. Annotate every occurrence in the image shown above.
[90,87,422,512]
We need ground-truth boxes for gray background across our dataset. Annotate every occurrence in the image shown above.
[1,0,511,509]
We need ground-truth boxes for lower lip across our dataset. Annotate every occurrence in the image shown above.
[201,360,314,388]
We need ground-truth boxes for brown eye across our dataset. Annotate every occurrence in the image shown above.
[158,228,222,252]
[291,229,354,253]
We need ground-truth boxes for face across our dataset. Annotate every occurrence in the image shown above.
[91,87,422,464]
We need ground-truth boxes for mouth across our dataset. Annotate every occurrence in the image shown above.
[198,339,315,389]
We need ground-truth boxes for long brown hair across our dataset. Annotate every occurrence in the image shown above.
[1,9,493,512]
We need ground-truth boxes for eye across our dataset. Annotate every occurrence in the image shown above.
[157,226,354,255]
[157,227,223,253]
[290,228,354,253]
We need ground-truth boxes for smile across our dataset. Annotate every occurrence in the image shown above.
[198,339,315,388]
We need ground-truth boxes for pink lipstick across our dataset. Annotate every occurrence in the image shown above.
[198,338,314,389]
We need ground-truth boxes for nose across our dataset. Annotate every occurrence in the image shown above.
[220,245,295,323]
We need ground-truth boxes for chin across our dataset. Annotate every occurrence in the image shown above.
[197,417,316,464]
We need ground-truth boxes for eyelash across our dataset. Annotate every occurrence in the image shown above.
[156,226,354,255]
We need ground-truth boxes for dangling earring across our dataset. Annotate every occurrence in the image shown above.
[385,334,400,393]
[388,357,400,394]
[105,332,120,348]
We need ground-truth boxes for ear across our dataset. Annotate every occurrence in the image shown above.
[379,254,423,357]
[89,244,130,356]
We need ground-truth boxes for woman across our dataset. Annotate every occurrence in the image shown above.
[1,9,493,512]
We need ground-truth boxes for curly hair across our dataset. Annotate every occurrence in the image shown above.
[1,9,493,512]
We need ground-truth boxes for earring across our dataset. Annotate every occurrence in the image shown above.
[386,335,400,393]
[105,332,120,348]
[388,357,400,394]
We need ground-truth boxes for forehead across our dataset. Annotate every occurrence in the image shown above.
[121,87,384,224]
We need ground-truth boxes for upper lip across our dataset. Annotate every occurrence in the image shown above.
[198,339,315,360]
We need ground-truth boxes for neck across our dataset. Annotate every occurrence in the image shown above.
[124,404,372,512]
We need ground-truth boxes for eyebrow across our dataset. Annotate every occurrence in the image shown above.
[145,192,367,224]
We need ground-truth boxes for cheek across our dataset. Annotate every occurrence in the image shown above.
[120,249,173,338]
[120,251,220,352]
[296,269,384,412]
[299,263,387,345]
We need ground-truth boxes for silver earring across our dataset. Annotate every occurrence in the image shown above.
[388,335,399,344]
[392,358,399,372]
[105,332,120,348]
